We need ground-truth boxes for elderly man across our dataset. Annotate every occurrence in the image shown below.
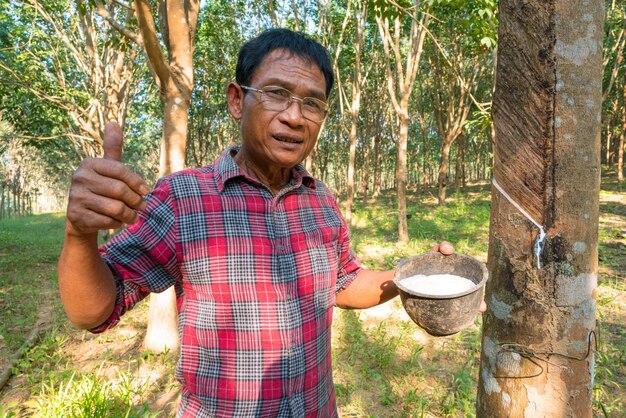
[58,28,454,417]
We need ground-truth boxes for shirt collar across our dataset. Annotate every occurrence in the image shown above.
[215,145,316,193]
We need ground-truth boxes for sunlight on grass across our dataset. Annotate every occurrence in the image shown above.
[24,368,159,418]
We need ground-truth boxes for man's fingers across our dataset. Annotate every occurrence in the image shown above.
[103,121,124,162]
[102,180,147,211]
[75,208,125,232]
[87,158,150,198]
[430,241,455,255]
[438,241,454,255]
[101,122,149,196]
[84,194,140,225]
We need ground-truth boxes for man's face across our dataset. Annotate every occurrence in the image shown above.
[227,49,327,172]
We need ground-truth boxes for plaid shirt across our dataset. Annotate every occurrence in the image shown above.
[96,146,363,417]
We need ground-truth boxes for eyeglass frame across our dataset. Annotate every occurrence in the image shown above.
[239,84,329,123]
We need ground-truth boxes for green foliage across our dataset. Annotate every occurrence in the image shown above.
[366,0,413,20]
[429,0,498,51]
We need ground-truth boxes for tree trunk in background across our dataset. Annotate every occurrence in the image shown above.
[345,2,365,224]
[437,139,451,205]
[454,132,462,189]
[0,185,4,220]
[376,5,429,243]
[619,86,625,182]
[134,0,199,353]
[373,131,382,196]
[477,0,604,416]
[396,110,409,242]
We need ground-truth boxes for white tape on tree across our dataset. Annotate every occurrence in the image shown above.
[492,178,547,269]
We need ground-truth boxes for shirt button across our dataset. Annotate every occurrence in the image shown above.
[286,293,291,299]
[279,245,286,251]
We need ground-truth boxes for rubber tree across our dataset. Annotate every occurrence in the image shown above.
[329,0,367,224]
[98,0,199,351]
[477,0,604,416]
[374,0,429,243]
[135,0,199,352]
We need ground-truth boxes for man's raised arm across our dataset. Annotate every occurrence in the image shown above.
[57,122,149,329]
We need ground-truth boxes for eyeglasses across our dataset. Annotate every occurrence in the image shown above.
[240,85,328,123]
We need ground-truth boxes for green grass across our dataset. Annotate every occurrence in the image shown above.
[0,213,66,359]
[0,181,624,417]
[3,367,160,418]
[0,214,178,417]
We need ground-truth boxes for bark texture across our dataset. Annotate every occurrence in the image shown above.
[477,0,604,416]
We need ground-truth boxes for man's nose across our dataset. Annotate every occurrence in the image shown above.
[279,99,305,124]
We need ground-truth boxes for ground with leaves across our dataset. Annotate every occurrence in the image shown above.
[1,178,624,417]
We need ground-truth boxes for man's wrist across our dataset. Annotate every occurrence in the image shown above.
[65,220,99,243]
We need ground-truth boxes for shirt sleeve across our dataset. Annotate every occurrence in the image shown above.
[91,177,181,333]
[331,196,363,295]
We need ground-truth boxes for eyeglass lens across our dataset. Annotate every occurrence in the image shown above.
[246,86,327,122]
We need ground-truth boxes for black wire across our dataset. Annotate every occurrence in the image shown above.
[492,330,596,379]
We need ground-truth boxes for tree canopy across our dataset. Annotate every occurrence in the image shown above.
[1,0,624,229]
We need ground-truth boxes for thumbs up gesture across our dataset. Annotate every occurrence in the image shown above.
[66,122,150,236]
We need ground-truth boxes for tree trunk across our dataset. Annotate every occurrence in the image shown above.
[373,131,382,197]
[0,184,4,220]
[619,88,625,182]
[360,134,372,196]
[376,9,428,243]
[438,139,452,206]
[135,0,199,353]
[477,0,604,416]
[397,111,409,243]
[346,135,356,216]
[143,90,190,353]
[345,99,358,224]
[345,3,364,224]
[456,132,466,188]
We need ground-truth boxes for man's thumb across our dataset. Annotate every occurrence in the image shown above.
[103,121,124,161]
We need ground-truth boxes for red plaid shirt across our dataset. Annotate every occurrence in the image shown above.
[96,146,363,417]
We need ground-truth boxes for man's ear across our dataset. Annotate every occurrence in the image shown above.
[226,83,243,120]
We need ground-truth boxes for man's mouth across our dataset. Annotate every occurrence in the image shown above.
[274,135,303,144]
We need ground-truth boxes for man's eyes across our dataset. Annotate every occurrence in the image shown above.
[302,98,323,111]
[265,88,290,98]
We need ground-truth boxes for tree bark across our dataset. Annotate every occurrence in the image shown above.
[455,131,466,188]
[477,0,604,416]
[373,129,382,197]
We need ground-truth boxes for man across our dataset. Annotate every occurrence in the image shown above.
[58,28,455,417]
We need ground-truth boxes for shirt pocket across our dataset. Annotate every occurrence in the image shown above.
[295,234,339,315]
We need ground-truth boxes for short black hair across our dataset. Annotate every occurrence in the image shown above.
[236,28,334,98]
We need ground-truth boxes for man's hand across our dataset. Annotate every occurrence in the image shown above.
[66,121,149,236]
[430,241,454,255]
